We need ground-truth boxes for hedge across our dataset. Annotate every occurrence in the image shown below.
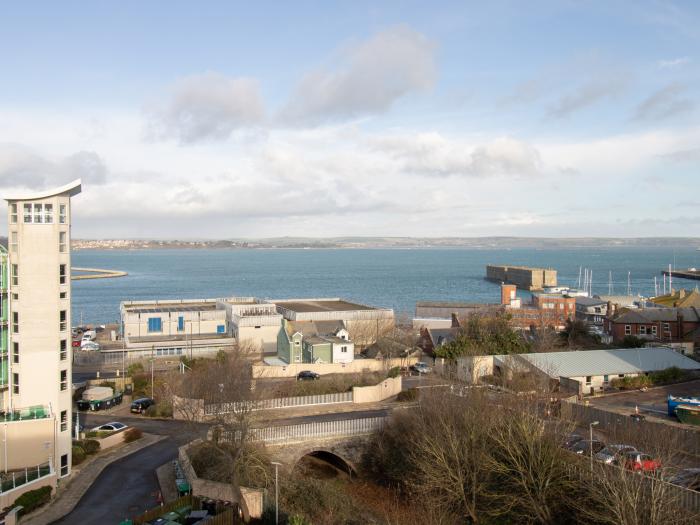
[123,427,143,443]
[12,485,52,516]
[72,446,86,465]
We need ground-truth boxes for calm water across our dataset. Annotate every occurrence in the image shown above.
[71,248,700,325]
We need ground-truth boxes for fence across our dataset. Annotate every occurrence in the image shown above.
[245,416,387,444]
[132,494,242,525]
[561,400,700,457]
[205,391,353,416]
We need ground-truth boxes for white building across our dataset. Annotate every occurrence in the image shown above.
[3,180,81,480]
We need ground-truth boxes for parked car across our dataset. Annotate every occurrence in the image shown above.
[570,439,606,456]
[81,330,97,343]
[668,468,700,490]
[296,371,321,381]
[411,362,432,374]
[595,444,637,464]
[630,413,646,422]
[71,340,81,347]
[90,422,127,433]
[131,398,155,414]
[81,341,100,351]
[619,451,662,472]
[561,433,584,450]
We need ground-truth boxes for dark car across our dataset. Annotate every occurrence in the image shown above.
[561,433,584,450]
[296,371,321,381]
[130,397,155,414]
[669,468,700,490]
[570,439,606,455]
[630,413,646,422]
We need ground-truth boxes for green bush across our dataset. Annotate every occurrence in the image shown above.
[81,439,101,455]
[127,362,144,375]
[620,335,645,348]
[72,446,86,465]
[396,388,418,402]
[650,366,686,384]
[12,485,52,516]
[123,427,143,443]
[387,366,401,378]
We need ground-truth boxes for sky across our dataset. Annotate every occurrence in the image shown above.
[1,0,699,239]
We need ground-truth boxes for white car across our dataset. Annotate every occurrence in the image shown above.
[81,341,100,351]
[90,422,127,433]
[412,362,432,374]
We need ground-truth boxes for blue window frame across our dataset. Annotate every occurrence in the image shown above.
[217,324,226,334]
[148,317,162,333]
[178,316,184,331]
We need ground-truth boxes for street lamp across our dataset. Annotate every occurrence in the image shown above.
[589,421,599,471]
[271,461,283,524]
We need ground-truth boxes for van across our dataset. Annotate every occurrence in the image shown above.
[81,330,97,342]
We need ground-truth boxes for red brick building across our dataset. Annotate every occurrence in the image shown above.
[604,306,700,345]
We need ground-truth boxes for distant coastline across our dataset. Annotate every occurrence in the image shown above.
[67,237,700,251]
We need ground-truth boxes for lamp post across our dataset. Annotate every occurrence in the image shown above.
[589,420,599,471]
[271,461,282,524]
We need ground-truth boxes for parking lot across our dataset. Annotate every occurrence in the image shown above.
[587,379,700,423]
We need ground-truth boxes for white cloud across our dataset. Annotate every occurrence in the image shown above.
[371,133,542,177]
[634,83,694,121]
[548,76,629,118]
[657,57,691,69]
[146,72,265,143]
[281,26,437,123]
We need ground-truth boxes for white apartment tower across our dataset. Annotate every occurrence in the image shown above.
[4,180,81,478]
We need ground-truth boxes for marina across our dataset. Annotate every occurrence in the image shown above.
[663,268,700,282]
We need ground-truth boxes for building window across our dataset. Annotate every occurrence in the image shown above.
[59,310,67,331]
[60,454,68,476]
[13,342,19,364]
[12,293,18,300]
[11,264,18,286]
[594,307,601,313]
[651,326,657,336]
[148,317,162,333]
[9,231,18,253]
[585,376,592,385]
[13,373,19,394]
[217,324,226,334]
[44,203,53,223]
[60,291,67,299]
[59,264,67,285]
[10,203,17,223]
[60,410,67,432]
[178,316,184,331]
[60,339,67,360]
[59,204,66,224]
[60,370,67,391]
[624,325,631,335]
[618,374,624,378]
[663,323,670,333]
[23,203,32,223]
[12,312,18,333]
[639,326,647,335]
[603,375,609,383]
[33,203,43,223]
[341,346,348,353]
[59,231,67,252]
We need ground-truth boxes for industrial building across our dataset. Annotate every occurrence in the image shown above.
[1,179,82,492]
[445,347,700,396]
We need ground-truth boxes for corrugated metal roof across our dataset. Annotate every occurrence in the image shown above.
[516,347,700,378]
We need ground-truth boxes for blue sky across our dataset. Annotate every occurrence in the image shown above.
[1,1,699,238]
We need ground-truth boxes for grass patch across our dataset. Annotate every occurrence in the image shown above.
[271,372,385,398]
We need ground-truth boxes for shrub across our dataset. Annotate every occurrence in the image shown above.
[72,446,86,465]
[123,427,143,443]
[387,366,401,378]
[620,335,645,348]
[396,388,418,402]
[127,362,144,375]
[145,403,173,418]
[81,439,101,455]
[12,485,52,516]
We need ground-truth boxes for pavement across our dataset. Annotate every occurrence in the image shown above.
[21,433,165,525]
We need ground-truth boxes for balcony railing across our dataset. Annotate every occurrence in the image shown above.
[0,462,53,494]
[0,405,51,422]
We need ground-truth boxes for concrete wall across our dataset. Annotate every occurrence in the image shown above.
[0,418,54,471]
[252,357,416,378]
[95,428,129,450]
[178,441,263,519]
[352,377,401,403]
[237,325,279,355]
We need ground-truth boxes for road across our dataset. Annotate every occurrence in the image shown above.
[51,407,389,523]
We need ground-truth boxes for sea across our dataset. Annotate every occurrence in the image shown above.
[71,247,700,326]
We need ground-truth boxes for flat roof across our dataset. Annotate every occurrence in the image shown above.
[416,301,494,308]
[275,299,379,313]
[516,348,700,378]
[125,303,218,314]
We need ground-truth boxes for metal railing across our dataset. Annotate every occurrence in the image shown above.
[0,462,53,494]
[246,416,387,444]
[0,405,51,422]
[205,391,353,416]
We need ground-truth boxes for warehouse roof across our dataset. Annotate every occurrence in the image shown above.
[515,348,700,378]
[275,298,379,313]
